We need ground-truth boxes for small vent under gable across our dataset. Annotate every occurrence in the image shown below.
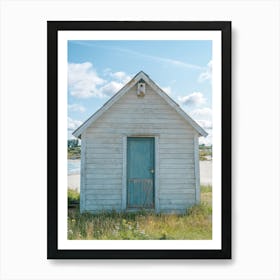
[137,79,146,97]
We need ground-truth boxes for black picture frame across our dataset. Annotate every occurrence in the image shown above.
[47,21,231,259]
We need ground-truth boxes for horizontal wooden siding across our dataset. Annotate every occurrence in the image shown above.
[83,84,197,213]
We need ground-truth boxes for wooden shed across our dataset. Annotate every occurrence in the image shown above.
[73,71,207,214]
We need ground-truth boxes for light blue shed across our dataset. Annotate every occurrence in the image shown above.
[73,71,207,213]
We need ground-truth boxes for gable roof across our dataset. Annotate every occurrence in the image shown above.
[73,71,208,138]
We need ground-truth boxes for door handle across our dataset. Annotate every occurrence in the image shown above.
[150,169,154,174]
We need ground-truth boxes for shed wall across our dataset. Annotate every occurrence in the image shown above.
[82,84,198,213]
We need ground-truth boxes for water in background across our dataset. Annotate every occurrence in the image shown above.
[68,160,81,175]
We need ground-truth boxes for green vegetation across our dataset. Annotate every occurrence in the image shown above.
[68,146,81,159]
[68,139,79,148]
[199,144,212,161]
[67,185,212,240]
[68,188,80,207]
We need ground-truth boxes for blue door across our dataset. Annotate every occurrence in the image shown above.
[127,137,155,209]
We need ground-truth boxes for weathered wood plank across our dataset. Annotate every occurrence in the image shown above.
[86,184,122,190]
[160,173,195,179]
[86,199,120,208]
[159,178,195,184]
[159,192,194,197]
[102,114,183,120]
[159,148,194,154]
[161,188,195,195]
[85,153,122,159]
[86,148,122,154]
[159,158,194,165]
[86,143,122,149]
[159,164,193,169]
[159,137,194,142]
[159,168,194,174]
[86,169,122,175]
[95,118,187,124]
[86,189,122,195]
[159,183,195,189]
[86,128,193,135]
[87,163,123,169]
[85,203,121,208]
[110,104,171,110]
[91,123,192,130]
[159,205,191,210]
[106,109,185,116]
[159,142,194,148]
[86,158,123,165]
[85,194,121,200]
[86,174,122,179]
[160,198,195,205]
[160,153,194,159]
[85,134,121,142]
[86,178,122,184]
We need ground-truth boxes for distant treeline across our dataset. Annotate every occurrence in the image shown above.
[68,139,80,148]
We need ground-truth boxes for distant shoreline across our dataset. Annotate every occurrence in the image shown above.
[68,156,81,160]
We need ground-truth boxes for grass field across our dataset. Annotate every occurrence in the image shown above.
[67,185,212,240]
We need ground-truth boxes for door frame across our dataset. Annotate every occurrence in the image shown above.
[122,135,159,212]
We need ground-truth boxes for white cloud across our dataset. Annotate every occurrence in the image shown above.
[110,71,131,83]
[178,92,206,107]
[99,70,132,96]
[68,63,133,98]
[190,107,212,120]
[68,62,105,98]
[68,117,82,131]
[189,107,212,130]
[198,60,212,83]
[99,81,124,97]
[189,107,212,144]
[68,104,86,112]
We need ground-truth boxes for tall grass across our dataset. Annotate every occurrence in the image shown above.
[68,188,80,207]
[67,185,212,240]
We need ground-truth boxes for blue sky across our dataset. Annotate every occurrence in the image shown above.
[68,40,212,144]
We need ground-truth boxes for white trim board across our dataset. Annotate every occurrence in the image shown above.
[194,134,200,204]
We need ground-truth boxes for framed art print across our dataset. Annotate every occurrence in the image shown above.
[47,21,231,259]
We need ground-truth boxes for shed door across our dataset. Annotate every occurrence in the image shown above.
[127,137,155,209]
